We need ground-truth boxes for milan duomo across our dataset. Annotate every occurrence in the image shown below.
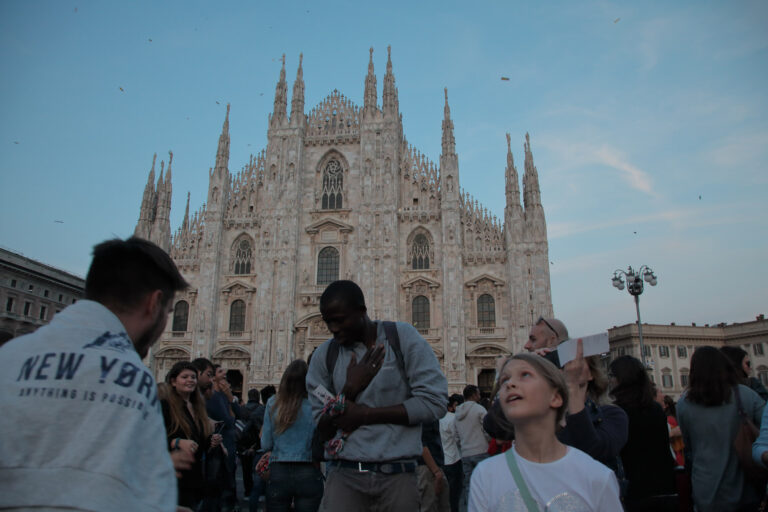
[135,48,554,394]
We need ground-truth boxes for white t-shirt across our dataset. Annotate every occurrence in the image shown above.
[468,445,621,512]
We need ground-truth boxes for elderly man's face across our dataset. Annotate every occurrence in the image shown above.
[524,322,557,352]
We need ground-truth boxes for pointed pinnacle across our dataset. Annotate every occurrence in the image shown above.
[506,133,511,152]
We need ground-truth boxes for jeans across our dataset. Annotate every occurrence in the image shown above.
[459,453,488,512]
[266,462,324,512]
[443,461,463,512]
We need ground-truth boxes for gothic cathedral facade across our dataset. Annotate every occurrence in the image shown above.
[136,48,553,393]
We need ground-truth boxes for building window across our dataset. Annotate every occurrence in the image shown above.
[760,369,768,387]
[477,294,496,328]
[229,300,245,332]
[677,346,687,358]
[411,234,430,270]
[172,301,189,332]
[23,301,32,316]
[43,289,49,298]
[317,247,339,285]
[72,298,76,304]
[10,279,16,288]
[58,294,63,302]
[412,295,430,331]
[39,306,47,321]
[659,346,670,358]
[680,374,689,387]
[321,159,343,209]
[755,344,764,356]
[642,345,651,358]
[618,347,627,357]
[233,239,253,275]
[5,297,14,313]
[662,374,673,388]
[28,284,34,291]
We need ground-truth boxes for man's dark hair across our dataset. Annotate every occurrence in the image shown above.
[85,237,188,311]
[247,389,260,403]
[319,280,366,311]
[448,393,464,408]
[463,385,479,400]
[260,385,276,404]
[191,358,214,374]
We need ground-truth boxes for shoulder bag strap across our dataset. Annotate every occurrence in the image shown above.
[733,386,746,418]
[504,449,540,512]
[382,321,410,394]
[325,340,339,394]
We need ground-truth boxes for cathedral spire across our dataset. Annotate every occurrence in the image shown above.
[523,132,542,209]
[382,45,399,117]
[290,53,305,124]
[135,153,158,238]
[441,88,456,155]
[505,133,521,208]
[215,104,231,175]
[182,191,190,231]
[272,54,287,123]
[363,47,377,113]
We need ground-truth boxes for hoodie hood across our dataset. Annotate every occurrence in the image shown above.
[455,401,474,421]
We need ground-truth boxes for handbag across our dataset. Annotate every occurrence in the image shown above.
[732,387,768,486]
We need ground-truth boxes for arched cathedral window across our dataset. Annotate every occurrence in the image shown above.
[412,295,430,331]
[411,234,430,270]
[233,238,252,275]
[321,159,343,209]
[229,300,245,332]
[172,300,189,332]
[477,294,495,328]
[317,247,339,285]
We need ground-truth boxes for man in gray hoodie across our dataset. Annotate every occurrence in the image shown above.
[0,237,189,511]
[454,385,490,512]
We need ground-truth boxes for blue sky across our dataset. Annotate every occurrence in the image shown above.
[1,0,766,336]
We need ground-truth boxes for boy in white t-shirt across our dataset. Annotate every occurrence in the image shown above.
[468,348,621,511]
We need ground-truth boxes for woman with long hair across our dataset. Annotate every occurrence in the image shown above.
[609,356,676,511]
[261,359,323,512]
[721,346,768,401]
[677,346,765,512]
[161,361,222,509]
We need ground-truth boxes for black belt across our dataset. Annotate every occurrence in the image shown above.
[329,460,417,474]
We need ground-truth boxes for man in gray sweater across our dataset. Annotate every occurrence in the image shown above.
[306,280,448,511]
[454,385,490,512]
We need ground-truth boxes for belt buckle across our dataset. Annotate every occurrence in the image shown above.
[358,462,369,473]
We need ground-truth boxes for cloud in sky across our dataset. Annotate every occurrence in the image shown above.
[540,137,655,196]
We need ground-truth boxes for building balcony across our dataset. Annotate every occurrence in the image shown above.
[467,326,506,338]
[218,330,253,342]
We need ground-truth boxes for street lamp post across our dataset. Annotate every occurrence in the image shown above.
[611,265,658,367]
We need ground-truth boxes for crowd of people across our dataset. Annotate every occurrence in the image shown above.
[3,236,768,512]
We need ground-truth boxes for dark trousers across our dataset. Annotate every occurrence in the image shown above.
[240,451,256,497]
[443,460,464,512]
[266,462,324,512]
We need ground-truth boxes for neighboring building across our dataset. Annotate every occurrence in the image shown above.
[137,49,554,394]
[608,314,768,398]
[0,247,85,345]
